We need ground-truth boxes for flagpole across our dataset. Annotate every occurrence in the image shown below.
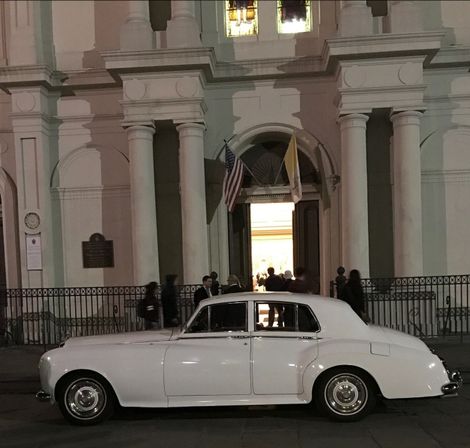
[220,138,263,186]
[215,135,235,160]
[273,158,285,185]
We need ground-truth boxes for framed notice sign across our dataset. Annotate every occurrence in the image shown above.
[82,233,114,268]
[26,234,42,270]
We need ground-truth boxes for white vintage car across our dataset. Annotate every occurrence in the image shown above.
[37,292,462,425]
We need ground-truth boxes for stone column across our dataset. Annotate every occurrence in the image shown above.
[385,1,423,34]
[390,110,423,277]
[127,125,160,285]
[120,0,154,50]
[166,0,201,48]
[10,87,61,288]
[338,113,370,277]
[338,0,373,37]
[8,0,54,66]
[176,122,209,284]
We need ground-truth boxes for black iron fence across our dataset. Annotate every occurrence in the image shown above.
[2,275,469,348]
[331,275,470,340]
[0,285,207,349]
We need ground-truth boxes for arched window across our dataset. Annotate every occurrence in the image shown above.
[225,0,258,37]
[277,0,312,34]
[239,139,319,188]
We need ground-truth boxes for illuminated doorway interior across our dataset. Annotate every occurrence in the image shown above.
[250,202,295,291]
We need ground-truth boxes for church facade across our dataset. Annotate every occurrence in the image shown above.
[0,0,469,292]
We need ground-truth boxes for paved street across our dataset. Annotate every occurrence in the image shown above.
[1,342,469,448]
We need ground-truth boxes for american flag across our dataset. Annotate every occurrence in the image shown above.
[223,144,244,213]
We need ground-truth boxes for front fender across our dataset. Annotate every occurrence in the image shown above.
[39,343,168,407]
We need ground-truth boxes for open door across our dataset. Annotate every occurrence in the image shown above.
[293,200,320,293]
[228,204,252,291]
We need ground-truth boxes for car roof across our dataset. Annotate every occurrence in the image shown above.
[198,291,347,309]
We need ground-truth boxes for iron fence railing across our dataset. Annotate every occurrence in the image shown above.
[331,275,470,340]
[2,275,469,348]
[0,285,215,349]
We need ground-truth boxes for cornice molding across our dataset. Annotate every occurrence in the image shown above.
[0,64,67,91]
[422,169,470,184]
[1,31,464,90]
[52,185,130,200]
[101,31,446,84]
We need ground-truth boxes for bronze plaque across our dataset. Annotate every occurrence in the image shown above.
[82,233,114,268]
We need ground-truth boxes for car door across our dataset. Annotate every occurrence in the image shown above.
[164,301,251,396]
[251,301,320,395]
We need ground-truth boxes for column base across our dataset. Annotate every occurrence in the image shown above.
[338,4,373,37]
[166,18,201,48]
[120,20,155,51]
[385,1,423,34]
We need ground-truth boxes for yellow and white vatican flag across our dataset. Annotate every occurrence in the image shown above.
[284,133,302,203]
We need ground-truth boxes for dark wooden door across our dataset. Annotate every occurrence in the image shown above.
[293,201,320,293]
[228,204,252,291]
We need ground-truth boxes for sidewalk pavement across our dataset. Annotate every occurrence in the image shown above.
[1,338,469,387]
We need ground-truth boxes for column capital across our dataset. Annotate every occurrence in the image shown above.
[390,110,423,126]
[176,122,206,136]
[125,124,155,140]
[122,120,155,130]
[337,113,369,129]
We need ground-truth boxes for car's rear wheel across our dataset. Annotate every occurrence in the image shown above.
[314,367,376,421]
[57,373,115,425]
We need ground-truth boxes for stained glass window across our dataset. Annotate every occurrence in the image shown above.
[225,0,258,37]
[277,0,312,34]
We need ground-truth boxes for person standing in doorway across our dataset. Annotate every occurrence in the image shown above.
[161,274,179,328]
[265,267,284,327]
[194,275,213,307]
[282,270,293,291]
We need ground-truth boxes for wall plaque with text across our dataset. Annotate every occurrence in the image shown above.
[82,233,114,268]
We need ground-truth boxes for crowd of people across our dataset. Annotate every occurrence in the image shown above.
[139,266,368,330]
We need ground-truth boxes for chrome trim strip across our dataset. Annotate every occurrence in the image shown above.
[252,335,319,340]
[178,335,250,340]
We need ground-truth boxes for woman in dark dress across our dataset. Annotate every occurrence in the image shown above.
[161,274,179,328]
[343,269,369,322]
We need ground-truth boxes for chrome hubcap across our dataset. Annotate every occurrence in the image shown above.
[65,379,106,420]
[325,373,368,415]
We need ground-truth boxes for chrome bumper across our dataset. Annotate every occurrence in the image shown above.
[36,390,51,402]
[441,370,463,397]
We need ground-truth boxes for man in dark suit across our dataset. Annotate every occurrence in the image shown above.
[194,275,213,307]
[210,271,220,296]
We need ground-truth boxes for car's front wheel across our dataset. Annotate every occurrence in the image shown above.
[57,372,115,425]
[314,367,377,421]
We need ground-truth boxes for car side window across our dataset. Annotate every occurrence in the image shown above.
[298,304,320,332]
[210,302,247,332]
[186,302,247,333]
[186,306,208,333]
[255,302,319,332]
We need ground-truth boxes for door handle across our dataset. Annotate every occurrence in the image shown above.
[232,335,250,339]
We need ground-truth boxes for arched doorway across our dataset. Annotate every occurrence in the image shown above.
[227,129,327,293]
